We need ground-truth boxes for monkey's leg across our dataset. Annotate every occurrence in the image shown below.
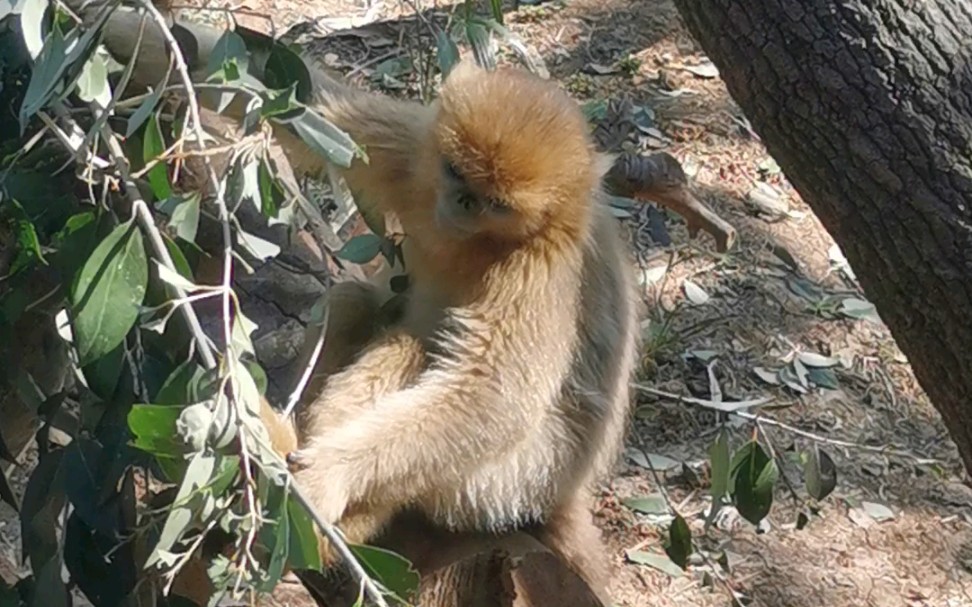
[294,280,388,407]
[527,496,612,605]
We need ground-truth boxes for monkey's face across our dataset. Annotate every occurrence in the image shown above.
[434,156,529,241]
[431,62,600,244]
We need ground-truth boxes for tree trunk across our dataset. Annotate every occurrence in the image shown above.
[672,0,972,474]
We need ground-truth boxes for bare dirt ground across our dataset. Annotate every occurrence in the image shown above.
[4,0,972,606]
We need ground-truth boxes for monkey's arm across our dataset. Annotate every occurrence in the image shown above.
[291,304,565,517]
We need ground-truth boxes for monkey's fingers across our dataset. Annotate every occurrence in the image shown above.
[286,449,314,471]
[605,152,737,252]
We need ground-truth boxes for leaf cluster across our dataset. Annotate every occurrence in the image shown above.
[0,0,560,603]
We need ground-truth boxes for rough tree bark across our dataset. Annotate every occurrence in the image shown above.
[672,0,972,474]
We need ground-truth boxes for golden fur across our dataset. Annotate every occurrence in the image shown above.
[274,61,639,593]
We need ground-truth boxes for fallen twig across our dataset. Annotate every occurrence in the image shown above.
[633,383,940,464]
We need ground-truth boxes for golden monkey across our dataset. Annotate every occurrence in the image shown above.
[270,60,640,596]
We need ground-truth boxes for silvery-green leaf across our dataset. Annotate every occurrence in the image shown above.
[155,261,197,291]
[75,52,111,107]
[625,448,680,472]
[752,366,780,385]
[797,352,840,368]
[237,229,280,261]
[840,297,882,324]
[683,279,710,305]
[18,0,47,59]
[684,61,719,78]
[640,265,667,285]
[625,550,683,577]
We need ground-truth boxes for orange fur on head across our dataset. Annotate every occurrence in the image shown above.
[432,62,599,245]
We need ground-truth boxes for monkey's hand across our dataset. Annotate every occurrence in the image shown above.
[287,439,353,526]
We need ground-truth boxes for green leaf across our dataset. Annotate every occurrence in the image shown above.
[5,199,47,275]
[20,450,66,568]
[80,341,124,401]
[255,484,289,592]
[465,20,495,70]
[29,558,68,607]
[349,544,419,602]
[18,21,67,128]
[263,44,313,103]
[71,222,148,366]
[241,358,268,396]
[225,157,261,213]
[335,234,382,264]
[840,297,881,324]
[146,452,217,568]
[708,430,730,502]
[61,439,119,535]
[258,159,286,218]
[731,441,778,525]
[52,211,99,288]
[163,193,200,243]
[18,0,49,60]
[206,29,249,81]
[155,360,205,406]
[804,446,837,501]
[807,366,839,390]
[489,0,503,23]
[625,550,682,577]
[75,52,110,106]
[259,84,301,120]
[237,229,280,261]
[126,86,164,137]
[286,494,321,570]
[435,30,460,77]
[155,192,202,243]
[155,361,205,404]
[621,494,667,516]
[128,404,186,457]
[143,113,171,200]
[797,352,840,368]
[663,513,692,569]
[281,107,356,168]
[162,234,195,282]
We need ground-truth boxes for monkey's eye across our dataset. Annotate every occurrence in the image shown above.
[443,161,463,181]
[457,192,477,211]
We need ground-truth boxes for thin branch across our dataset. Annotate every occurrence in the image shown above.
[136,0,234,353]
[633,383,940,464]
[283,304,328,417]
[288,481,392,607]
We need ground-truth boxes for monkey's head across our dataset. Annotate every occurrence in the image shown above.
[430,62,603,246]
